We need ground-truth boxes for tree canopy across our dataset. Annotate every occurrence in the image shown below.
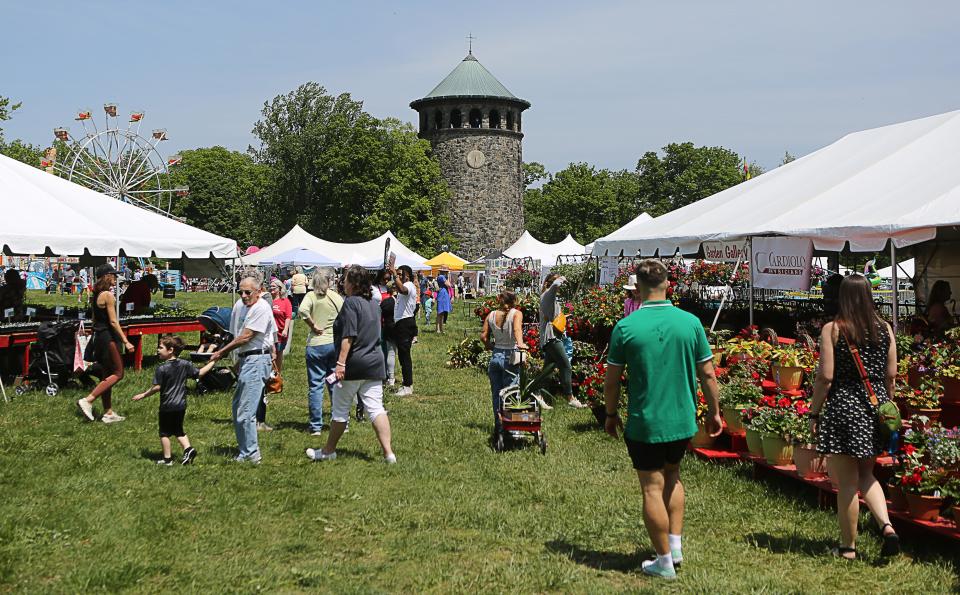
[635,142,745,217]
[250,83,454,254]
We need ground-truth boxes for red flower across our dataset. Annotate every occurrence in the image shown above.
[903,444,916,456]
[777,397,792,408]
[761,395,777,407]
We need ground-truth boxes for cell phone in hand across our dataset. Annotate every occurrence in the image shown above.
[325,372,341,387]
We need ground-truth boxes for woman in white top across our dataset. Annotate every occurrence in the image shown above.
[389,264,419,396]
[480,290,525,436]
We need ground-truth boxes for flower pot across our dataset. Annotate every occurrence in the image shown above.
[952,505,960,526]
[722,406,746,437]
[940,376,960,403]
[771,365,804,391]
[760,433,794,466]
[906,407,942,426]
[712,349,725,367]
[745,428,764,457]
[887,484,908,511]
[904,493,944,521]
[690,425,716,449]
[793,444,826,479]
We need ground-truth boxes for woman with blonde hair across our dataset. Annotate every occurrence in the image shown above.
[808,275,900,560]
[298,267,344,435]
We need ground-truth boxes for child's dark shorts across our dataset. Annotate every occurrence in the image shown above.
[158,409,186,437]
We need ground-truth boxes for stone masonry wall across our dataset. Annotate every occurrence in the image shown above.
[429,130,525,260]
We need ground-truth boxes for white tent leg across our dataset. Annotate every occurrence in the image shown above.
[748,237,754,328]
[709,240,748,333]
[891,243,898,334]
[0,375,7,403]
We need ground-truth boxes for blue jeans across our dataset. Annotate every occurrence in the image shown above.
[306,343,336,432]
[233,354,271,459]
[488,348,519,433]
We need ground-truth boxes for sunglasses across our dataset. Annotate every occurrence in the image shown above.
[239,289,255,296]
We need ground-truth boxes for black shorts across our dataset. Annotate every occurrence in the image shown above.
[158,410,186,437]
[625,437,689,471]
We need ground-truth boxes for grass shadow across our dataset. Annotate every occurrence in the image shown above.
[568,421,602,433]
[209,445,237,457]
[544,540,644,573]
[334,448,375,462]
[273,420,310,432]
[138,448,163,460]
[744,531,830,558]
[209,418,233,425]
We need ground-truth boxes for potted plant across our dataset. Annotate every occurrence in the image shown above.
[758,408,796,466]
[901,464,947,521]
[719,378,762,437]
[886,477,908,511]
[707,328,733,367]
[939,364,960,404]
[905,380,943,425]
[742,407,765,458]
[941,478,960,525]
[690,391,716,449]
[770,344,816,391]
[790,411,827,479]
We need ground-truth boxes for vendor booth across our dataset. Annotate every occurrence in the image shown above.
[241,225,429,271]
[0,153,239,388]
[424,251,467,276]
[504,231,589,275]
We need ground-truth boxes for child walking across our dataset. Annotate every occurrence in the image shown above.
[133,335,215,466]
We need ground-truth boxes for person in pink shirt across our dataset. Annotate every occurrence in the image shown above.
[269,280,293,372]
[623,274,642,317]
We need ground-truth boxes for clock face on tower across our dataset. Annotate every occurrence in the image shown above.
[466,149,486,169]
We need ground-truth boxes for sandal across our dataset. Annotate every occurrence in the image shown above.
[831,546,857,560]
[879,523,901,557]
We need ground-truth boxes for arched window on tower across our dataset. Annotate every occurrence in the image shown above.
[517,112,522,132]
[489,109,501,129]
[506,111,514,131]
[434,109,443,130]
[450,109,462,129]
[469,108,482,128]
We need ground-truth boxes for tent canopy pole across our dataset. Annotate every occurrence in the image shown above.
[709,239,749,334]
[891,242,898,334]
[748,237,754,328]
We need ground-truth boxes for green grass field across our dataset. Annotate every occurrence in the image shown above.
[0,292,958,593]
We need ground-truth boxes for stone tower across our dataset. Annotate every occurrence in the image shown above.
[410,51,530,259]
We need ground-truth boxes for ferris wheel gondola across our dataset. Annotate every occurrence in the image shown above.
[47,103,188,220]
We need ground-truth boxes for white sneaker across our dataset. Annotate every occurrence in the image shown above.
[305,448,336,461]
[77,399,95,421]
[101,412,125,424]
[395,386,413,397]
[310,431,323,436]
[385,453,397,464]
[534,395,554,410]
[566,397,587,409]
[386,378,396,387]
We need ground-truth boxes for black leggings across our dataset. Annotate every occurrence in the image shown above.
[392,317,417,387]
[90,340,124,411]
[256,390,267,423]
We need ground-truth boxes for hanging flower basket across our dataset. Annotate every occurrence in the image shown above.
[772,365,804,391]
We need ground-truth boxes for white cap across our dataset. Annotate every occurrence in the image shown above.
[623,274,637,291]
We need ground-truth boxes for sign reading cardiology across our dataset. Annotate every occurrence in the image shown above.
[751,237,813,290]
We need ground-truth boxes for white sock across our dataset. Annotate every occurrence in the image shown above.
[656,552,674,570]
[668,534,682,554]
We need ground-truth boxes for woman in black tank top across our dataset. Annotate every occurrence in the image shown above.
[77,264,134,424]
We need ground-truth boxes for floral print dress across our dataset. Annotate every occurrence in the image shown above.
[817,323,890,458]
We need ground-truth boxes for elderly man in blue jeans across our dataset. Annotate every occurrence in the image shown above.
[212,276,276,463]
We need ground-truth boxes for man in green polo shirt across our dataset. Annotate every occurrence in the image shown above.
[603,259,721,579]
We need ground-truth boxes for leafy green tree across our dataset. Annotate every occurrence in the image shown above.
[524,163,639,244]
[167,146,272,245]
[251,83,454,254]
[361,119,456,255]
[781,151,796,166]
[0,95,21,140]
[635,142,744,216]
[0,138,44,167]
[523,161,548,187]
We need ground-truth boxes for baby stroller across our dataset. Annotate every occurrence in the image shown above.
[16,320,82,397]
[192,306,236,394]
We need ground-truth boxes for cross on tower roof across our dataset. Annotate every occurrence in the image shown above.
[467,33,476,55]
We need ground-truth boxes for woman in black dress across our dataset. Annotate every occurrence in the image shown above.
[77,264,135,423]
[809,275,899,559]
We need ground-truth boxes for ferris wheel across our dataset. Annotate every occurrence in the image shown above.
[46,103,188,219]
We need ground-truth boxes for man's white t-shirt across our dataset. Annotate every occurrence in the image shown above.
[230,297,276,354]
[394,281,418,321]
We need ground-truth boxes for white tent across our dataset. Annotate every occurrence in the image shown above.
[591,110,960,256]
[0,153,237,259]
[504,231,588,266]
[590,212,653,255]
[241,225,429,270]
[878,258,915,279]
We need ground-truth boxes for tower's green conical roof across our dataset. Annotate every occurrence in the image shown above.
[416,53,527,105]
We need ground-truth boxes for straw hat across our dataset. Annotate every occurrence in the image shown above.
[623,274,637,291]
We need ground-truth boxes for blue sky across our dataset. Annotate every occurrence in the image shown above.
[2,0,958,173]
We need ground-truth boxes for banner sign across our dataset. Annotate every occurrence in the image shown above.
[703,241,748,263]
[599,256,619,285]
[751,237,813,290]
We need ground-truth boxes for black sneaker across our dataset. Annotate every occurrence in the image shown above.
[181,447,197,465]
[156,458,173,466]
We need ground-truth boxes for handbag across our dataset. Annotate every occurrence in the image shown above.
[839,327,902,443]
[511,349,526,366]
[74,321,90,372]
[551,312,567,335]
[265,360,283,394]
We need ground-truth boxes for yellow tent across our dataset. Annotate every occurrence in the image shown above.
[424,251,467,275]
